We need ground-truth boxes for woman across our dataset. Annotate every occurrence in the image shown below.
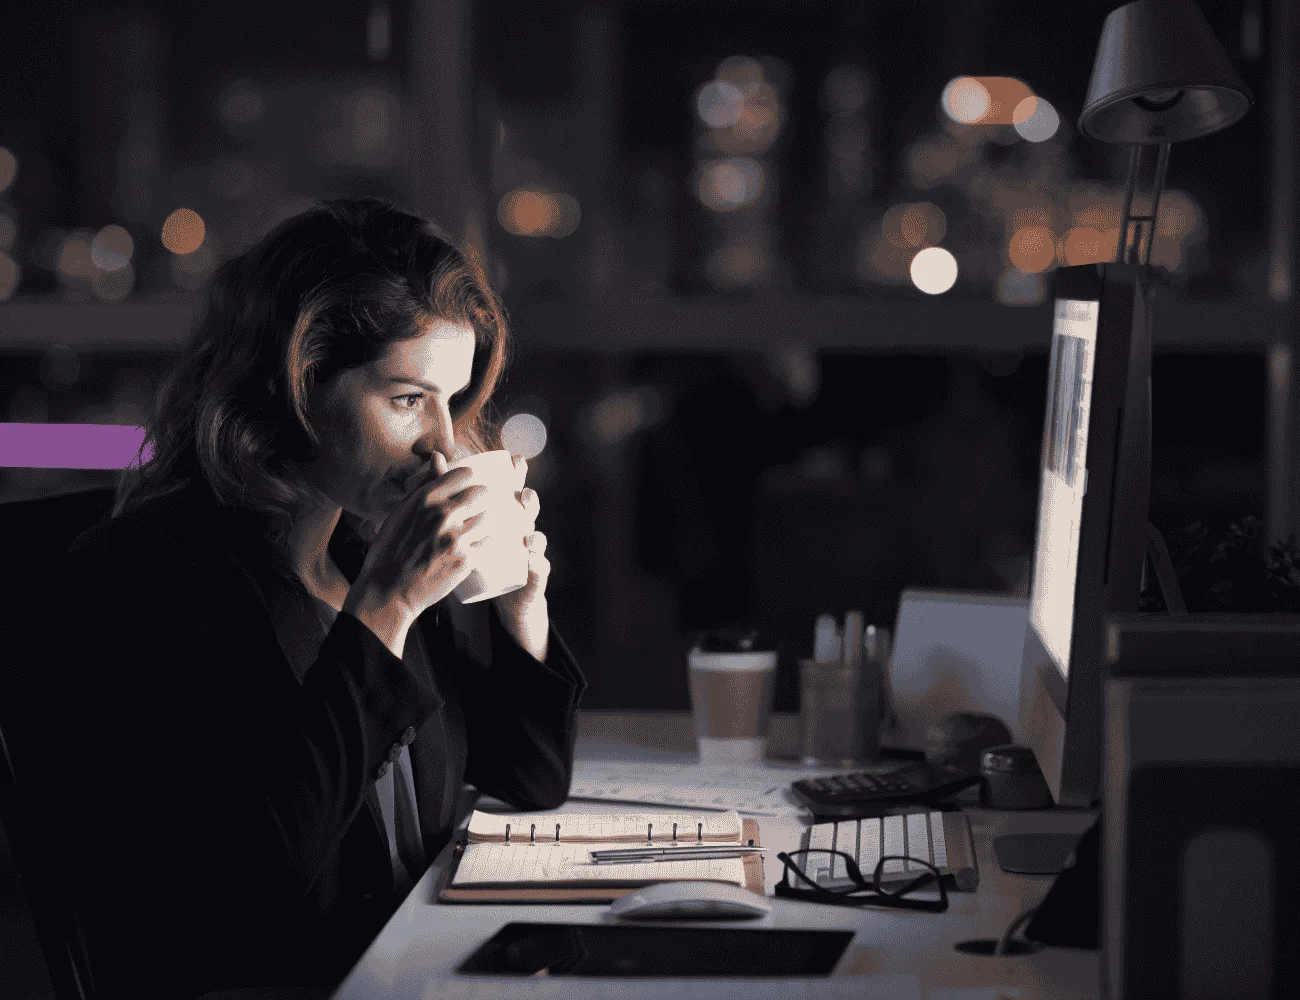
[56,197,586,998]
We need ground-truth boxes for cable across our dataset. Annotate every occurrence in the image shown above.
[994,905,1039,956]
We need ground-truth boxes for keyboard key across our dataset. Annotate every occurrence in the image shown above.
[882,815,906,875]
[808,822,834,851]
[807,822,835,881]
[905,812,930,871]
[830,823,849,880]
[857,816,881,875]
[930,812,949,871]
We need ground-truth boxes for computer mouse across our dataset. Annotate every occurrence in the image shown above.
[608,881,772,921]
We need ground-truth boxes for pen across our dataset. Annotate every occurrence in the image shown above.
[589,846,769,864]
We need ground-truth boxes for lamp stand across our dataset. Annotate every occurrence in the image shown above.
[1116,142,1171,267]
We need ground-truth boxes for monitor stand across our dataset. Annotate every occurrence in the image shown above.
[994,520,1183,879]
[1022,818,1101,950]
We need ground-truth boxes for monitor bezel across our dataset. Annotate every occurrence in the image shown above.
[1018,262,1154,807]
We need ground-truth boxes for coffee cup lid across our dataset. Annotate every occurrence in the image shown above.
[692,627,770,654]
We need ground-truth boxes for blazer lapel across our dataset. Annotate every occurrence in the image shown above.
[208,504,395,844]
[404,606,465,858]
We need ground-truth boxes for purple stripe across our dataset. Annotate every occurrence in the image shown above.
[0,424,153,469]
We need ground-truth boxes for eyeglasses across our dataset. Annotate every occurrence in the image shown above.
[775,849,949,912]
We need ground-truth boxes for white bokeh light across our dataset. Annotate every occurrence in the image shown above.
[910,246,959,295]
[1013,96,1061,142]
[91,224,134,271]
[501,411,548,460]
[941,77,990,124]
[695,80,745,129]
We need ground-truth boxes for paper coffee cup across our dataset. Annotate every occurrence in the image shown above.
[445,449,530,604]
[687,649,777,765]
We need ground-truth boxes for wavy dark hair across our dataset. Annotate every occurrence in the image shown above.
[112,196,510,579]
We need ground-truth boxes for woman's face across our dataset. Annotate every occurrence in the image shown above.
[296,317,477,524]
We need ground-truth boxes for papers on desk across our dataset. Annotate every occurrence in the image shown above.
[568,760,842,817]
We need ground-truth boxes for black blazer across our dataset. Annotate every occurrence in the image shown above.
[49,477,586,998]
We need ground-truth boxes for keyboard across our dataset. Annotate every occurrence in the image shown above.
[797,809,979,891]
[789,749,982,817]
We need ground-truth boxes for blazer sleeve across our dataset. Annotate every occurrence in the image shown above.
[59,515,443,904]
[446,599,587,811]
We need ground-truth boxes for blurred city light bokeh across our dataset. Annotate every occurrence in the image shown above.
[0,1,1280,713]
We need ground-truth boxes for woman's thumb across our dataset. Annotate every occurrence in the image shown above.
[433,451,449,476]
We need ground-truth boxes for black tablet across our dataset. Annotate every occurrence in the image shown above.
[456,922,854,977]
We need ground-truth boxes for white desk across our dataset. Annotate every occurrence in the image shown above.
[331,713,1100,1000]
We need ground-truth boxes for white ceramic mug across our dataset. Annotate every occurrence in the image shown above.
[445,449,530,604]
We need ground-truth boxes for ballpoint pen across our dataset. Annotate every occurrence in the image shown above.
[589,845,769,864]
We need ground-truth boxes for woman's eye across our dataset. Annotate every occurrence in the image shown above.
[394,393,424,410]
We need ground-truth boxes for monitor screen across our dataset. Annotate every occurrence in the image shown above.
[1029,297,1101,679]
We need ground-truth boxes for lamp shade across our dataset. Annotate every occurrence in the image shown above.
[1079,0,1254,145]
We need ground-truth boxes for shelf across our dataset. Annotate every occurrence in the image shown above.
[0,294,1290,352]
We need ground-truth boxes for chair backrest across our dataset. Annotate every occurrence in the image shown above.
[0,486,118,1000]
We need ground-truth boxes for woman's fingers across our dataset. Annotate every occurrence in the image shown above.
[442,509,491,553]
[526,547,551,588]
[517,486,540,518]
[417,465,474,505]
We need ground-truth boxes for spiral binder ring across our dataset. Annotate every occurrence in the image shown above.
[490,817,721,847]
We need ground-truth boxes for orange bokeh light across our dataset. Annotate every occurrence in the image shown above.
[161,208,206,255]
[1059,226,1121,265]
[883,202,946,249]
[944,76,1035,126]
[497,189,580,238]
[500,190,558,236]
[1009,226,1056,273]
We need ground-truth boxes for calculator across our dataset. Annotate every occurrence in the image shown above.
[789,749,982,818]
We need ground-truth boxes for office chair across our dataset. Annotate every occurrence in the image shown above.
[0,486,118,1000]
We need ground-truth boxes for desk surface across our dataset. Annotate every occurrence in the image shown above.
[331,712,1100,1000]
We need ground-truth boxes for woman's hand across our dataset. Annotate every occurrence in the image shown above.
[492,454,551,662]
[345,452,496,628]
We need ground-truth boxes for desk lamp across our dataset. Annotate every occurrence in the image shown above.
[1078,0,1254,268]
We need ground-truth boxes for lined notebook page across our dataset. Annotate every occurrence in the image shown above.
[466,810,743,844]
[450,841,748,887]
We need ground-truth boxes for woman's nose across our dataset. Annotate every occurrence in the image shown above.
[425,402,456,456]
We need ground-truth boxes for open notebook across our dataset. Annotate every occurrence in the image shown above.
[439,810,765,903]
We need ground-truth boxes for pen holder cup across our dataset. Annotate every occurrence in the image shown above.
[799,659,881,766]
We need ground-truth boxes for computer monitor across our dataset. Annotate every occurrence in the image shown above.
[1016,262,1155,808]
